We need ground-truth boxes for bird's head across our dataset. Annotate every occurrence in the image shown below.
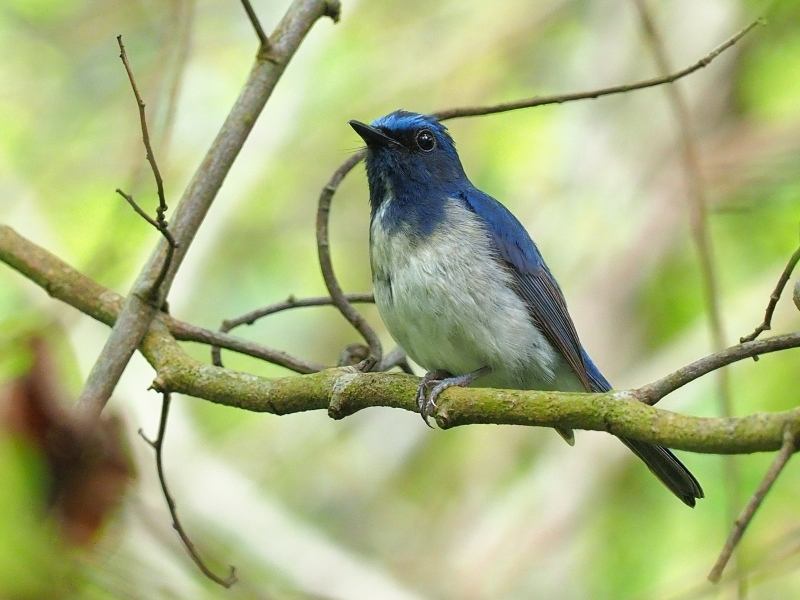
[349,111,466,213]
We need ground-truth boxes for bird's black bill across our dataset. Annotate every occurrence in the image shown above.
[349,120,400,148]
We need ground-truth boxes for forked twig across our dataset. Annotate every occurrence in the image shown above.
[223,293,374,330]
[708,428,797,583]
[210,292,374,368]
[741,242,800,344]
[117,35,169,228]
[117,35,177,296]
[140,393,237,588]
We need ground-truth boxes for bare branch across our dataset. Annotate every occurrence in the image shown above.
[431,18,762,121]
[117,35,169,227]
[636,330,800,405]
[141,393,237,588]
[210,292,373,368]
[115,188,162,232]
[116,36,178,298]
[708,428,797,583]
[316,150,383,370]
[115,188,177,295]
[74,0,342,424]
[225,292,374,329]
[741,242,800,344]
[173,319,325,374]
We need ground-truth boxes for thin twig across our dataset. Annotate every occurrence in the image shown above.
[225,293,374,330]
[632,4,744,593]
[116,36,177,300]
[633,329,800,404]
[140,393,237,588]
[740,243,800,344]
[211,292,373,368]
[431,18,763,121]
[116,189,177,248]
[240,0,270,50]
[117,36,169,230]
[708,428,797,583]
[172,318,325,374]
[316,150,382,370]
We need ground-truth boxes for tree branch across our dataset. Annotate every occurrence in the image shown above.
[3,225,800,455]
[708,428,797,582]
[741,241,800,344]
[117,35,170,237]
[74,0,341,424]
[210,292,373,368]
[140,392,237,587]
[316,150,382,369]
[431,18,762,121]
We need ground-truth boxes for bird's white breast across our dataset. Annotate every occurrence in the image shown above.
[370,198,569,390]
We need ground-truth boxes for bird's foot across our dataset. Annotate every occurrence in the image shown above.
[416,366,491,427]
[416,370,451,428]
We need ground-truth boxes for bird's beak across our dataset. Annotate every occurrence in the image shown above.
[349,120,399,148]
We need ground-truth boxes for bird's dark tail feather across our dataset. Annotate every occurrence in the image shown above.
[619,437,704,508]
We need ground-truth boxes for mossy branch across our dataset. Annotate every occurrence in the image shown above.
[2,224,800,454]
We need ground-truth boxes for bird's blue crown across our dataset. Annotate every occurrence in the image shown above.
[357,111,466,232]
[369,110,456,154]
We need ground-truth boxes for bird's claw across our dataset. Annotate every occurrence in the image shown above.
[415,370,450,428]
[415,367,492,427]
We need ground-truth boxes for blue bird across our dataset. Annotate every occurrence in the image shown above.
[349,110,704,507]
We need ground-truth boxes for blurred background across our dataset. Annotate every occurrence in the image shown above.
[1,0,799,598]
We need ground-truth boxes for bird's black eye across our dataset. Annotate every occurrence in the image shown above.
[415,129,435,152]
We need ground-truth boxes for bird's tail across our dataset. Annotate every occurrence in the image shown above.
[619,437,704,508]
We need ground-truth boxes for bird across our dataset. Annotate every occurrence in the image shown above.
[349,110,704,508]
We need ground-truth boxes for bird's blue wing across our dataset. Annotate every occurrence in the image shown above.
[459,188,600,392]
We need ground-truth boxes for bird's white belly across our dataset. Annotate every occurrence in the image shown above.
[370,199,572,390]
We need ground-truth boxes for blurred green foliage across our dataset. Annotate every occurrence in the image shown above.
[2,0,800,599]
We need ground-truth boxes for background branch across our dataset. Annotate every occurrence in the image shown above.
[632,3,745,592]
[431,18,762,121]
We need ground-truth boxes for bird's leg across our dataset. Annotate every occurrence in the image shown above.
[417,366,492,427]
